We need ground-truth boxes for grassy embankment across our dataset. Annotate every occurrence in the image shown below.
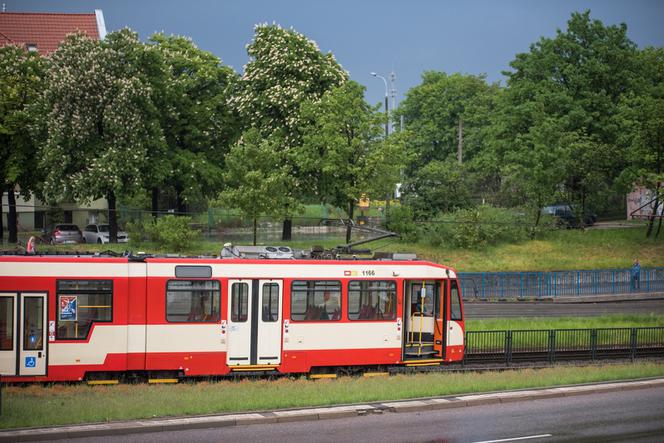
[21,226,664,272]
[1,362,663,430]
[466,314,664,331]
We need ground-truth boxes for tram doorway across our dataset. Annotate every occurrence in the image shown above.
[226,280,283,366]
[403,281,444,360]
[0,292,48,376]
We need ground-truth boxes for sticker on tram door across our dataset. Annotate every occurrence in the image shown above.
[25,356,36,368]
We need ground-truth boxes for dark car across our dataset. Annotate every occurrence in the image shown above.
[541,204,596,228]
[47,224,83,244]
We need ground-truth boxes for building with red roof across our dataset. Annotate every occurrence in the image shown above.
[0,9,106,55]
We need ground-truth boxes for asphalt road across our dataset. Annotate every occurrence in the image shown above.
[464,299,664,318]
[56,385,664,443]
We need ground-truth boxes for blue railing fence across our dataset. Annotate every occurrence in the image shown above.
[459,268,664,300]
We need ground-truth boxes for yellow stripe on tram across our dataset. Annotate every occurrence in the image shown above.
[309,374,337,379]
[87,380,119,385]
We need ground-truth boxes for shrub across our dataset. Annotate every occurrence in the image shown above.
[427,205,530,249]
[385,205,419,242]
[127,216,199,252]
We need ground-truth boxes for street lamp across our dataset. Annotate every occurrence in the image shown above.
[371,72,389,137]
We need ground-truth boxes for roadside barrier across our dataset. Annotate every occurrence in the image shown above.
[459,268,664,300]
[464,327,664,365]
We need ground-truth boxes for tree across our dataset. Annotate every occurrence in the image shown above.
[231,24,347,240]
[299,81,392,243]
[618,47,664,237]
[218,129,291,245]
[394,72,500,210]
[496,11,639,217]
[149,34,240,216]
[0,45,46,243]
[39,30,164,242]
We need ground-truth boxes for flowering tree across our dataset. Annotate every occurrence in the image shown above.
[231,24,347,239]
[149,34,240,215]
[0,45,47,243]
[40,30,164,242]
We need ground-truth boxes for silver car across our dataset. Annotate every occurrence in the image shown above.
[49,224,83,244]
[83,224,129,244]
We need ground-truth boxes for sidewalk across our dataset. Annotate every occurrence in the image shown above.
[2,378,663,442]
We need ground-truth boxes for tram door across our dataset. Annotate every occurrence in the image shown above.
[0,293,48,376]
[403,281,442,359]
[226,280,282,366]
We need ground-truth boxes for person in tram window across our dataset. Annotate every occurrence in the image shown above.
[321,291,339,320]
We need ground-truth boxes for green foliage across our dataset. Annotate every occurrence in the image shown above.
[494,11,639,216]
[401,160,472,218]
[427,205,530,249]
[385,205,419,242]
[148,34,240,206]
[128,215,199,252]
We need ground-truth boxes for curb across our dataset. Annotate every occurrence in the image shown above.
[2,378,664,442]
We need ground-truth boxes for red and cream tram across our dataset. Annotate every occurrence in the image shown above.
[0,248,464,382]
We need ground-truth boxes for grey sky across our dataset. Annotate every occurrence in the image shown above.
[11,0,664,107]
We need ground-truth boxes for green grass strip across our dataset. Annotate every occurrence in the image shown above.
[1,362,663,429]
[466,314,664,331]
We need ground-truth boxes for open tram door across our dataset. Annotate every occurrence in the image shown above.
[0,292,48,377]
[402,281,443,361]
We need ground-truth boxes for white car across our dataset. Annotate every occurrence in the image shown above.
[83,224,129,244]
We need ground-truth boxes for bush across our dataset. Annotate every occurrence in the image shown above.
[427,205,530,249]
[385,205,419,242]
[127,215,199,252]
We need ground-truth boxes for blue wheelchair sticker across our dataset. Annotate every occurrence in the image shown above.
[25,356,36,368]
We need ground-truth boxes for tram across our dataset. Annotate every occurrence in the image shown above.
[0,246,464,382]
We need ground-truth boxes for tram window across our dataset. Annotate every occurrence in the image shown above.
[231,282,249,322]
[348,281,396,321]
[56,280,113,340]
[290,280,341,321]
[23,297,44,351]
[166,280,220,322]
[450,280,462,320]
[262,283,279,322]
[410,282,439,317]
[0,297,13,350]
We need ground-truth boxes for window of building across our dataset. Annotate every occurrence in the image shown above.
[0,297,14,351]
[290,280,341,321]
[262,283,279,322]
[26,43,38,52]
[450,280,463,321]
[348,280,396,320]
[57,280,112,340]
[231,282,249,322]
[166,280,220,322]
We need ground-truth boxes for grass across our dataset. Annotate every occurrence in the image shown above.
[466,314,664,331]
[15,226,663,273]
[1,362,662,430]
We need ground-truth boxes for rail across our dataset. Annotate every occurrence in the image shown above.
[464,327,664,364]
[459,268,664,300]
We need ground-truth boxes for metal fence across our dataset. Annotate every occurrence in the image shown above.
[464,327,664,364]
[459,268,664,300]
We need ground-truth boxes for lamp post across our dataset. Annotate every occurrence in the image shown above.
[371,72,389,137]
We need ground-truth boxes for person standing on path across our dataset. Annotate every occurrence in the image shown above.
[631,258,641,290]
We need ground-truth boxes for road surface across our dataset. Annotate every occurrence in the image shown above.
[55,384,664,443]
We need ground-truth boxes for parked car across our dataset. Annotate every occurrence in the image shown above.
[47,224,84,244]
[83,224,129,244]
[541,204,596,228]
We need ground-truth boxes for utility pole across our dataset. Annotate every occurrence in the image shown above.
[457,118,463,164]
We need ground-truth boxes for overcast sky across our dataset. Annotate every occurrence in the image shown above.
[12,0,664,107]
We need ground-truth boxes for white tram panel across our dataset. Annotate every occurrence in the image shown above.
[145,261,456,280]
[284,322,401,351]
